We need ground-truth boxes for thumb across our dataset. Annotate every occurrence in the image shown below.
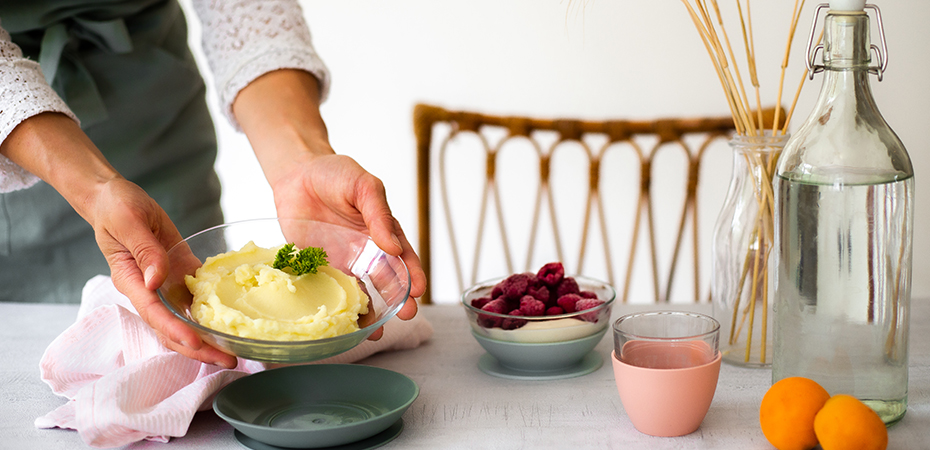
[354,179,403,255]
[101,212,178,292]
[135,222,183,291]
[137,236,171,290]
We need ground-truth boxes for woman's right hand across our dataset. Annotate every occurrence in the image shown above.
[1,112,238,369]
[90,177,239,369]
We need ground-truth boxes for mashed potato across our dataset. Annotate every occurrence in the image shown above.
[185,241,369,341]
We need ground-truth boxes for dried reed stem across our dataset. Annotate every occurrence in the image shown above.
[773,0,807,135]
[711,0,756,133]
[783,28,823,134]
[681,0,809,364]
[680,0,759,133]
[735,0,764,131]
[885,183,909,358]
[761,242,770,361]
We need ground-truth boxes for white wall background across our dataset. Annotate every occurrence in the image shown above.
[181,0,930,304]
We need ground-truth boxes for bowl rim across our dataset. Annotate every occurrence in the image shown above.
[460,274,617,321]
[159,218,411,347]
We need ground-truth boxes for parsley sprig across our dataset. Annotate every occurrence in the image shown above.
[273,243,329,275]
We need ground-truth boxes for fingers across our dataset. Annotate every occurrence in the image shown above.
[94,183,213,364]
[274,154,428,325]
[397,296,419,321]
[127,227,173,291]
[367,326,384,341]
[112,266,202,349]
[391,223,427,300]
[96,190,180,292]
[118,265,237,368]
[159,333,239,369]
[351,173,427,303]
[354,175,403,255]
[370,219,426,313]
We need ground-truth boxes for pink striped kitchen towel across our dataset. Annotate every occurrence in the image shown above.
[35,275,432,448]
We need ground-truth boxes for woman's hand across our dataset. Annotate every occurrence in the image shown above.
[233,70,426,333]
[0,112,239,369]
[268,152,423,338]
[91,178,239,368]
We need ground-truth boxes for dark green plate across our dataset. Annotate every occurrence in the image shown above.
[214,365,418,448]
[233,420,404,450]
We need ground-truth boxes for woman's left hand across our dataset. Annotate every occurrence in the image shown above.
[232,70,425,337]
[271,152,424,336]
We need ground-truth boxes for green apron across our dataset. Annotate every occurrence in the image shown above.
[0,0,224,303]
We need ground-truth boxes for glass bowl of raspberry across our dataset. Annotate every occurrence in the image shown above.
[461,263,616,379]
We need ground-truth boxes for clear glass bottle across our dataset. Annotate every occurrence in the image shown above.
[773,3,913,425]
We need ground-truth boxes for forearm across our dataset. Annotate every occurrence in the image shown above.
[0,112,120,224]
[232,69,333,187]
[190,0,330,131]
[0,23,80,192]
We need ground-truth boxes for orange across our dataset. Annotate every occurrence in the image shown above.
[814,394,888,450]
[759,377,831,450]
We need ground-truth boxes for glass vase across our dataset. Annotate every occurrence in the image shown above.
[711,132,787,368]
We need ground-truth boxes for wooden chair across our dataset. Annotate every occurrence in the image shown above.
[414,103,775,305]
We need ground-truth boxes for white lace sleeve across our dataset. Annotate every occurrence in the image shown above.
[191,0,331,132]
[0,22,79,193]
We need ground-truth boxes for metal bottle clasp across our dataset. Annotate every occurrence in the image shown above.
[805,3,888,81]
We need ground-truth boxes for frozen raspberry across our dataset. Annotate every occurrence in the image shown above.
[528,285,550,303]
[525,271,542,286]
[502,309,527,330]
[574,298,606,322]
[481,298,508,314]
[477,315,500,328]
[500,273,534,299]
[546,306,565,316]
[477,298,509,328]
[574,298,605,312]
[470,296,491,309]
[556,293,582,313]
[554,277,580,298]
[536,262,565,286]
[579,290,598,299]
[519,296,546,316]
[490,284,504,299]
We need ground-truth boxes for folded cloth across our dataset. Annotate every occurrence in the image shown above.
[35,275,432,448]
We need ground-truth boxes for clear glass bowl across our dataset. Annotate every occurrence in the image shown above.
[461,275,617,344]
[157,218,410,363]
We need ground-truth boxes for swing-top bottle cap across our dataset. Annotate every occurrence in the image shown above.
[829,0,866,11]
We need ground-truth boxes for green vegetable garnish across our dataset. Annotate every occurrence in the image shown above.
[273,243,329,275]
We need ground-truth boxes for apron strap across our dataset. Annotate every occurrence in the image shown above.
[37,18,134,126]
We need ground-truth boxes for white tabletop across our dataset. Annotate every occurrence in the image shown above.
[1,301,928,449]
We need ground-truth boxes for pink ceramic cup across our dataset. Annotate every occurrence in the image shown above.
[611,311,721,437]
